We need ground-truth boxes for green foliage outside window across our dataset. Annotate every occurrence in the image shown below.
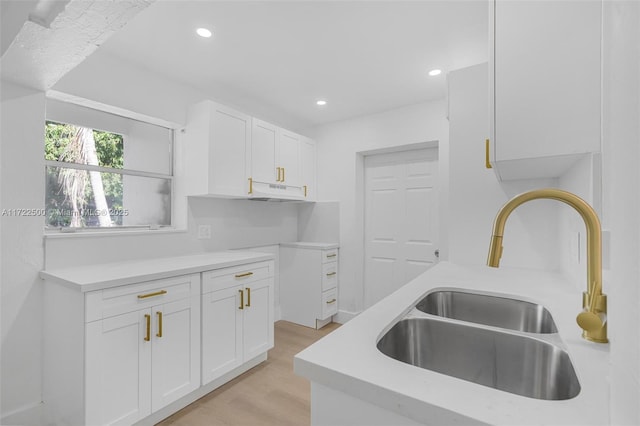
[45,121,124,227]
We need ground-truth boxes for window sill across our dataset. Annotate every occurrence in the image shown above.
[43,228,188,239]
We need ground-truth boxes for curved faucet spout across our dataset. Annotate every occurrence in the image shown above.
[486,188,608,343]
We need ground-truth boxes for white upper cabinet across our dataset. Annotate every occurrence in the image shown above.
[489,0,601,180]
[183,100,316,200]
[249,118,307,199]
[300,136,317,200]
[183,100,251,197]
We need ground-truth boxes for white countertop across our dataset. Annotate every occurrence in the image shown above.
[280,242,339,249]
[40,251,275,292]
[294,262,610,426]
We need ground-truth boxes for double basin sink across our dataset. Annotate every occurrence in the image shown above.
[377,290,580,400]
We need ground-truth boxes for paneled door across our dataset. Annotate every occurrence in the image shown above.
[364,148,439,308]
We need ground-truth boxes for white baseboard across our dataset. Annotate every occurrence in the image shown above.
[1,401,45,426]
[334,309,359,324]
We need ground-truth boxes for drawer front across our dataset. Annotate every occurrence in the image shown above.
[85,274,200,323]
[321,288,338,319]
[202,260,273,294]
[322,249,338,264]
[321,262,338,292]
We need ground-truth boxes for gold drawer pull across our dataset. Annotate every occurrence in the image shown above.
[248,177,253,194]
[144,314,151,342]
[138,290,167,299]
[235,271,254,278]
[282,167,285,182]
[326,253,337,258]
[246,288,251,307]
[326,272,337,277]
[276,167,282,182]
[326,299,337,304]
[304,185,308,197]
[239,289,244,310]
[485,139,493,169]
[156,311,163,338]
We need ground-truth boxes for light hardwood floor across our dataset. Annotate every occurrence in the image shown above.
[157,320,341,426]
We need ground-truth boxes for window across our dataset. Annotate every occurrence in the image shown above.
[44,99,174,231]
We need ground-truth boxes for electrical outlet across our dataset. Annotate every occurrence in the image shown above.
[197,225,212,239]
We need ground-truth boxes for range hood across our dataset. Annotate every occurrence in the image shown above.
[247,180,306,202]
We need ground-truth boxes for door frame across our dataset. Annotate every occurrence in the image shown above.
[355,141,444,313]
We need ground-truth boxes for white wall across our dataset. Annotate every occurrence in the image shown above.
[1,82,46,424]
[310,101,449,317]
[601,1,640,423]
[448,63,560,271]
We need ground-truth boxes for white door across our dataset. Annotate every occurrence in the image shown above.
[278,129,301,186]
[201,286,243,385]
[85,310,152,426]
[151,297,200,411]
[300,137,317,200]
[251,119,278,184]
[242,279,274,360]
[209,104,251,196]
[364,148,439,308]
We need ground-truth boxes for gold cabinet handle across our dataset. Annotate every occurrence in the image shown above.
[137,290,167,299]
[485,139,493,169]
[276,167,282,182]
[235,271,253,278]
[156,311,163,338]
[248,177,253,194]
[282,167,285,182]
[246,288,251,307]
[326,253,337,258]
[326,299,337,304]
[326,272,337,277]
[239,289,244,310]
[304,185,308,197]
[144,314,151,342]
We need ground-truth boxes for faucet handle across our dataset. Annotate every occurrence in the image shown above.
[576,309,606,332]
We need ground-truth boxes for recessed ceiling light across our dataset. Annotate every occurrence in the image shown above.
[316,100,327,106]
[196,28,212,38]
[428,69,442,77]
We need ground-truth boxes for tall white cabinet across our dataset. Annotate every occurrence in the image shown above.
[280,243,339,329]
[489,0,601,180]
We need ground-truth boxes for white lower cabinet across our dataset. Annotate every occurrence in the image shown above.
[201,261,274,385]
[280,243,339,329]
[84,274,201,425]
[42,257,274,426]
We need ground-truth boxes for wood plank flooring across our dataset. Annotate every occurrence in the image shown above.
[157,320,341,426]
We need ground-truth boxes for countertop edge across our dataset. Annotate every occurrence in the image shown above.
[40,251,275,292]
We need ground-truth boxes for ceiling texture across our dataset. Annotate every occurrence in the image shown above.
[95,0,488,128]
[2,1,488,129]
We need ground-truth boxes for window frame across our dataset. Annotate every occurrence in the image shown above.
[43,96,177,234]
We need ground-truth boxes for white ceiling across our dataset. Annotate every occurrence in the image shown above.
[82,1,488,129]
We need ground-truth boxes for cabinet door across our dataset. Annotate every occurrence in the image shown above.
[86,310,152,426]
[209,103,251,196]
[278,129,301,187]
[242,278,274,360]
[251,119,278,184]
[202,286,243,384]
[300,137,317,200]
[491,0,600,178]
[151,297,200,411]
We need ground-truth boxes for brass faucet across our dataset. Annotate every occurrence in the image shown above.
[487,188,608,343]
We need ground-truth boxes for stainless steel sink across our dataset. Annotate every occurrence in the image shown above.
[415,290,558,333]
[377,318,580,400]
